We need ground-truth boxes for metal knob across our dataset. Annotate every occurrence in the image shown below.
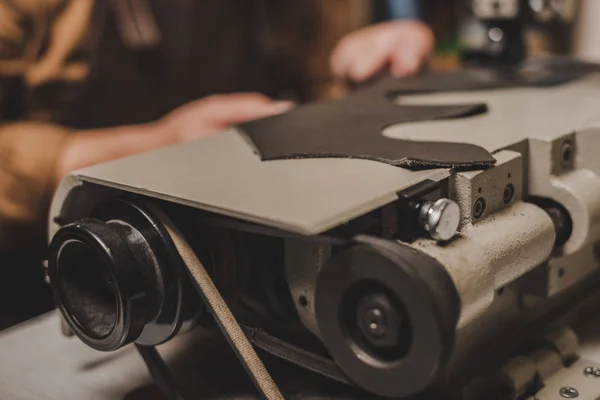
[419,198,460,241]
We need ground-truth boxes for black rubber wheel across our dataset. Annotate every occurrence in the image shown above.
[315,235,460,398]
[48,218,148,351]
[48,198,202,351]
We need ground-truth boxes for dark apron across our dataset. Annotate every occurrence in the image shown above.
[61,0,291,129]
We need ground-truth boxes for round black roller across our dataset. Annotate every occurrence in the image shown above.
[315,235,460,398]
[47,199,202,351]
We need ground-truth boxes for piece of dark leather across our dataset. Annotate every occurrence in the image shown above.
[367,58,600,97]
[240,60,600,171]
[240,93,495,170]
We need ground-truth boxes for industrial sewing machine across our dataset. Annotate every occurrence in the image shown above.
[45,60,600,399]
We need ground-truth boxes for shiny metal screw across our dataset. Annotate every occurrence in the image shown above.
[559,386,579,398]
[584,366,600,378]
[419,198,460,242]
[488,27,504,43]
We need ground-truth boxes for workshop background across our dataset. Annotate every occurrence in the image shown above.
[0,0,600,331]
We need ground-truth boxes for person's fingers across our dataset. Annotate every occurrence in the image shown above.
[329,38,351,79]
[331,20,435,83]
[389,43,424,78]
[161,93,294,141]
[206,96,294,128]
[346,42,392,83]
[332,33,393,83]
[388,25,434,78]
[331,35,374,80]
[396,20,435,53]
[204,92,273,106]
[212,99,293,123]
[224,100,294,125]
[169,92,273,122]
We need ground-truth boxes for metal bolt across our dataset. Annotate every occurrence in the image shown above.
[356,293,402,348]
[560,140,574,168]
[488,27,504,43]
[419,198,460,241]
[363,308,386,337]
[584,366,600,378]
[559,386,579,398]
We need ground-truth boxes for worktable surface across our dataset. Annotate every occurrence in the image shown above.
[0,313,365,400]
[4,313,600,400]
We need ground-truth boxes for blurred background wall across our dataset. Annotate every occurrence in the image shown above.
[377,0,600,65]
[574,0,600,62]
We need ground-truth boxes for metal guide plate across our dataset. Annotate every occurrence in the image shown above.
[65,73,600,235]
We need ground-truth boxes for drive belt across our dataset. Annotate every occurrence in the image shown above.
[242,326,351,385]
[157,210,285,400]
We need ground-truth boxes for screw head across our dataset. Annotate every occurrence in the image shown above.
[473,197,486,219]
[419,199,460,241]
[559,386,579,398]
[560,140,574,168]
[503,184,515,204]
[363,308,386,337]
[356,293,402,348]
[488,27,504,43]
[584,366,600,378]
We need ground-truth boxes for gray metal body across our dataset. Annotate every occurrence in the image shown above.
[48,72,600,398]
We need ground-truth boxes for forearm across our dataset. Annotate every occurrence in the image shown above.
[0,121,174,252]
[0,122,69,252]
[54,121,172,183]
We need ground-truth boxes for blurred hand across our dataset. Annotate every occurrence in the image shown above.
[159,93,294,141]
[54,93,292,186]
[330,20,435,83]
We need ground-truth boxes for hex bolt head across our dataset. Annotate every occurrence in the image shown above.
[419,198,460,241]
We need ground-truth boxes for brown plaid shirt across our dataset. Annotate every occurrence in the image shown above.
[0,0,370,252]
